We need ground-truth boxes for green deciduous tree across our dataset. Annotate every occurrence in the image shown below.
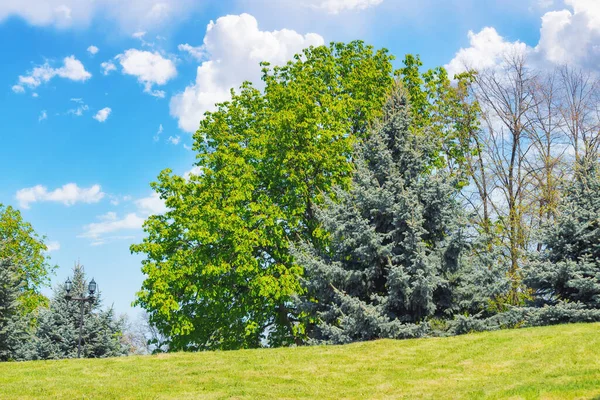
[398,55,479,183]
[0,204,55,313]
[292,85,469,344]
[132,41,396,350]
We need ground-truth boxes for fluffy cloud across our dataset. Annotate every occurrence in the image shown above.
[535,0,600,67]
[116,49,177,97]
[315,0,384,14]
[87,45,99,55]
[446,0,600,76]
[0,0,203,31]
[16,183,105,209]
[170,13,324,133]
[15,55,91,92]
[93,107,111,122]
[38,110,47,122]
[100,61,117,75]
[445,28,527,77]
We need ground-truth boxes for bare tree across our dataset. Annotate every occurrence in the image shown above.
[558,66,600,164]
[471,50,538,304]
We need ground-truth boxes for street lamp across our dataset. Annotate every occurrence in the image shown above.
[64,278,97,358]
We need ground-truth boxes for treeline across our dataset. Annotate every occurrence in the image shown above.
[2,41,599,358]
[132,41,600,351]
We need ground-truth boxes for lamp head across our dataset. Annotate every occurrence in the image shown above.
[88,278,97,296]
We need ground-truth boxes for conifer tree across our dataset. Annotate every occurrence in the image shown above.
[18,263,127,360]
[524,160,600,309]
[293,85,469,344]
[0,255,27,361]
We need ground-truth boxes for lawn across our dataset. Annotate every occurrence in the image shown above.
[1,323,599,399]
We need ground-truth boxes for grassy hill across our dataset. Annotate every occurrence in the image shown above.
[1,323,599,399]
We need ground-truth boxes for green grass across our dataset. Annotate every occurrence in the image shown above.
[1,323,600,399]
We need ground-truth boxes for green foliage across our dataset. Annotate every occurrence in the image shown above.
[524,160,600,308]
[293,85,470,344]
[16,263,127,360]
[396,55,479,181]
[0,204,55,313]
[132,41,395,350]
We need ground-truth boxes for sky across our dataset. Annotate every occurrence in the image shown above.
[1,0,599,318]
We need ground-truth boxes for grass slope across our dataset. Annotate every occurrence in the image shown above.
[1,323,600,399]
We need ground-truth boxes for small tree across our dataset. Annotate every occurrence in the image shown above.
[293,85,469,344]
[18,263,127,360]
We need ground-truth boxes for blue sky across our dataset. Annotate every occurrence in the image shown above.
[1,0,597,317]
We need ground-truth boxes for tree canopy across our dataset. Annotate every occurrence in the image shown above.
[0,204,55,313]
[132,41,396,350]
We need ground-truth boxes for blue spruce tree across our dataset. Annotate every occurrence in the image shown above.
[294,85,470,344]
[524,159,600,310]
[17,263,128,360]
[0,252,28,361]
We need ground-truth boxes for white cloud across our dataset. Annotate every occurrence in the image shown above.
[87,45,99,55]
[80,212,145,241]
[153,124,163,141]
[68,98,89,116]
[0,0,204,31]
[446,0,600,76]
[178,43,204,60]
[133,31,146,39]
[534,0,600,67]
[445,27,527,78]
[183,165,203,180]
[38,110,47,122]
[79,192,167,245]
[116,49,177,97]
[170,13,324,133]
[55,55,92,80]
[135,192,168,215]
[315,0,383,14]
[45,241,61,252]
[109,195,132,206]
[16,183,105,209]
[101,61,117,75]
[32,92,39,98]
[15,55,91,92]
[12,84,24,93]
[93,107,111,122]
[167,135,180,145]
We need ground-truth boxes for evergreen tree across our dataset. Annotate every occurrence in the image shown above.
[0,254,28,361]
[293,85,469,344]
[524,160,600,308]
[17,263,127,360]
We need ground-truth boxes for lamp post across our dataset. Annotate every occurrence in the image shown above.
[64,277,97,358]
